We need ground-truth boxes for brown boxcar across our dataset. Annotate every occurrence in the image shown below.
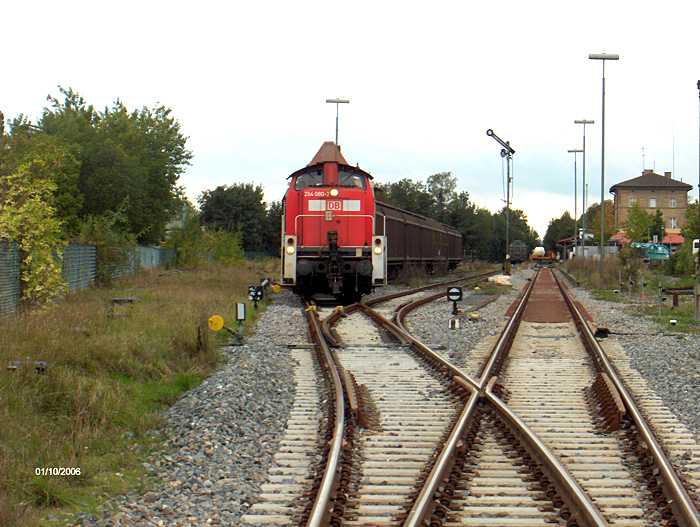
[375,202,462,274]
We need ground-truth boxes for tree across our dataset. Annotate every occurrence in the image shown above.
[427,172,457,223]
[164,203,202,266]
[262,201,283,255]
[620,201,654,242]
[649,210,665,241]
[673,200,700,276]
[543,212,575,253]
[1,126,82,236]
[469,207,496,261]
[376,179,435,215]
[585,200,615,244]
[681,200,698,244]
[39,87,192,244]
[198,183,270,253]
[0,164,67,305]
[375,174,541,263]
[490,207,536,262]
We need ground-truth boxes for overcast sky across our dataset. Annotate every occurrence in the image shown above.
[4,1,698,237]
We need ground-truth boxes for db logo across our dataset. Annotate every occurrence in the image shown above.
[327,200,342,211]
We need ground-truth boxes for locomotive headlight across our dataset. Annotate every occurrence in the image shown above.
[330,188,339,197]
[286,245,295,254]
[373,246,383,255]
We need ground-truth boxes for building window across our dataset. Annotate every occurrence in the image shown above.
[629,197,636,207]
[649,197,656,208]
[669,217,677,229]
[670,197,676,208]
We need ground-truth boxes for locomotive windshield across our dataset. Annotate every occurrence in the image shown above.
[294,171,323,190]
[338,171,366,189]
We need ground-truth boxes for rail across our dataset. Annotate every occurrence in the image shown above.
[554,270,700,527]
[402,269,613,527]
[302,301,346,527]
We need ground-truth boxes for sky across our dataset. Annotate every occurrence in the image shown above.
[4,1,699,238]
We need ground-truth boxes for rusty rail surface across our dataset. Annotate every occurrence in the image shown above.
[302,301,346,527]
[401,269,615,527]
[553,270,700,527]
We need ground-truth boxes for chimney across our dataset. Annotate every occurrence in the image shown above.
[664,171,672,179]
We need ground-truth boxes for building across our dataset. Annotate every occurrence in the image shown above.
[609,169,692,234]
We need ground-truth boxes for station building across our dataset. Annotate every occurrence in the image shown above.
[609,169,693,235]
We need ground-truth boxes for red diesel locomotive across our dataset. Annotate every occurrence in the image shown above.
[281,142,462,301]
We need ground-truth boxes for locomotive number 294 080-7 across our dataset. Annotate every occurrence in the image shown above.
[303,189,328,197]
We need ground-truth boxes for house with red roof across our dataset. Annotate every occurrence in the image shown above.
[609,169,692,235]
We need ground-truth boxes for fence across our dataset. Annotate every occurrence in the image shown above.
[0,241,20,319]
[62,244,97,294]
[0,243,176,319]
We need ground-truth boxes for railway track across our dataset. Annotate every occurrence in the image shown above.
[403,268,700,527]
[332,303,461,525]
[246,268,700,526]
[242,271,496,526]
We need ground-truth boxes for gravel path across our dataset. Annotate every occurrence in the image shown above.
[66,269,700,525]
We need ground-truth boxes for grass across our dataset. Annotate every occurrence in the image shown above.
[562,257,700,334]
[0,259,279,526]
[471,279,511,296]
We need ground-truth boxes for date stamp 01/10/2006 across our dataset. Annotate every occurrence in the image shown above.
[34,467,82,476]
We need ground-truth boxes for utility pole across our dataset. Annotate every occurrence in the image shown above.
[695,81,700,321]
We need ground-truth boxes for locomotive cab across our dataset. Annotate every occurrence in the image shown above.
[282,142,386,301]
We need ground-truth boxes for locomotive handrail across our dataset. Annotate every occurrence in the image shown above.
[294,213,375,239]
[553,270,700,527]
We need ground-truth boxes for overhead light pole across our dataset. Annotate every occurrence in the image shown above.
[695,81,700,321]
[574,119,594,259]
[589,53,619,287]
[568,149,583,258]
[326,98,350,149]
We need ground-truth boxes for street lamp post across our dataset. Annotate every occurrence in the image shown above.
[568,149,583,258]
[326,98,350,160]
[589,53,619,287]
[695,81,700,321]
[575,119,594,259]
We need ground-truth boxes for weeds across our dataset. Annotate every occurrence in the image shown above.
[0,259,278,525]
[394,264,430,287]
[563,256,700,334]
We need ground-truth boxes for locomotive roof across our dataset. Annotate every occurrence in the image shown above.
[307,141,349,165]
[287,142,373,180]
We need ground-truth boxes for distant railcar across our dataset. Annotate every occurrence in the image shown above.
[281,142,462,301]
[509,240,529,263]
[530,246,556,263]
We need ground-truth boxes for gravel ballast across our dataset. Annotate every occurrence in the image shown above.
[68,269,700,525]
[69,289,305,526]
[405,268,700,446]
